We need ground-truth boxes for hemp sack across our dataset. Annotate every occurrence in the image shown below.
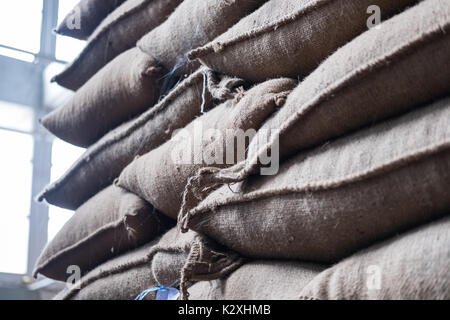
[300,216,450,300]
[182,97,450,263]
[188,0,419,82]
[33,185,173,282]
[55,0,126,40]
[54,0,182,90]
[42,47,165,147]
[189,260,325,300]
[117,78,296,219]
[181,0,450,213]
[38,69,245,210]
[56,228,243,300]
[137,0,268,77]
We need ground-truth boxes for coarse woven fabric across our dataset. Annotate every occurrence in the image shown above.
[299,216,450,300]
[117,78,296,219]
[54,0,182,90]
[37,69,245,210]
[55,240,159,300]
[56,227,243,300]
[137,0,268,76]
[181,0,450,214]
[55,0,126,40]
[188,260,325,300]
[189,0,419,82]
[188,0,417,82]
[42,47,166,148]
[33,185,173,282]
[183,96,450,263]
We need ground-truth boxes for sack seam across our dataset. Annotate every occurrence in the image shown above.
[188,0,332,60]
[37,70,204,204]
[53,0,157,83]
[228,20,450,182]
[189,141,450,221]
[61,243,186,300]
[178,21,450,226]
[33,205,148,278]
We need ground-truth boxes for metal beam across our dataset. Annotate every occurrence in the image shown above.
[26,0,60,277]
[39,0,59,62]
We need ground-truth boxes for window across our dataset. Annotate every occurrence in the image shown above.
[0,123,33,274]
[0,101,34,132]
[48,139,84,241]
[0,1,87,282]
[0,0,43,54]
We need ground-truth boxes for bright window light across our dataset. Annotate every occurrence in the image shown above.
[0,100,34,132]
[0,129,33,274]
[55,0,85,62]
[48,138,84,241]
[0,0,43,54]
[0,46,35,63]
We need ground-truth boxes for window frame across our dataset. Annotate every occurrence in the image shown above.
[0,0,67,295]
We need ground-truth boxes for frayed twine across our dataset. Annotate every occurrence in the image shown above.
[177,90,291,225]
[198,69,246,115]
[177,165,245,233]
[200,71,208,114]
[179,241,201,300]
[178,236,244,300]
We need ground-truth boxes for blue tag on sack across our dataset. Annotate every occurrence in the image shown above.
[156,287,180,300]
[135,286,180,300]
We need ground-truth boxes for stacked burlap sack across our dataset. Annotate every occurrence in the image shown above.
[34,0,450,300]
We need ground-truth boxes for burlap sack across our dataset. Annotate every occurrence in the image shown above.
[137,0,267,76]
[37,69,245,210]
[181,97,450,263]
[33,185,173,282]
[57,228,243,300]
[188,261,325,300]
[54,0,182,91]
[150,228,244,300]
[117,78,296,219]
[55,0,126,40]
[181,0,450,212]
[188,0,418,82]
[54,240,159,300]
[300,216,450,300]
[42,47,165,147]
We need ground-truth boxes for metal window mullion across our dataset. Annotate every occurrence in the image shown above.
[26,0,59,277]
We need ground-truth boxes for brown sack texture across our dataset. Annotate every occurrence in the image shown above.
[42,47,165,147]
[138,0,268,76]
[33,185,173,282]
[55,240,159,300]
[188,0,419,82]
[57,227,243,300]
[189,261,325,300]
[118,78,296,219]
[37,69,244,210]
[54,0,182,90]
[182,0,450,212]
[184,97,450,263]
[300,216,450,300]
[55,0,126,40]
[150,228,244,300]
